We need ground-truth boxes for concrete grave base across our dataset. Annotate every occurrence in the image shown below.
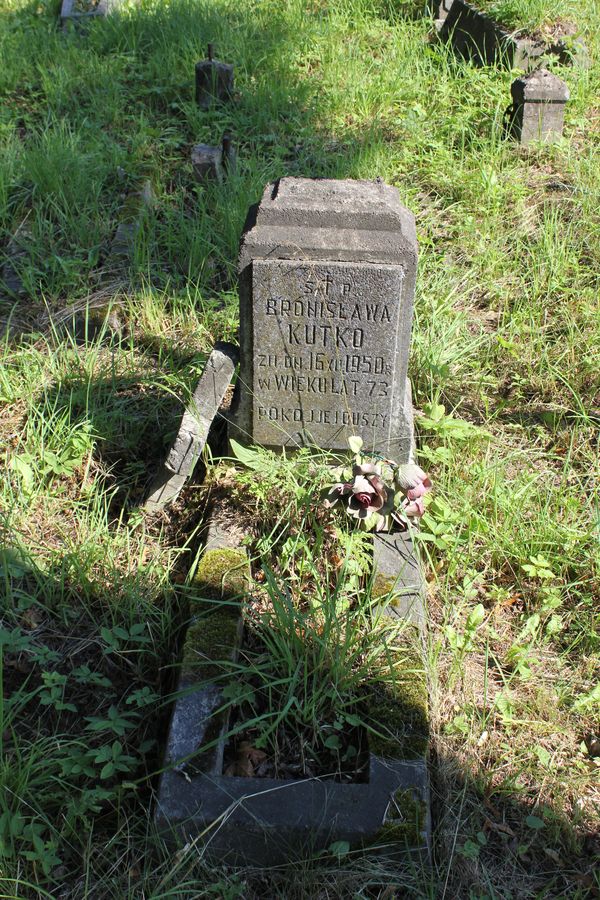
[155,504,430,864]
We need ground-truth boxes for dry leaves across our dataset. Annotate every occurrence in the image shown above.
[224,741,267,777]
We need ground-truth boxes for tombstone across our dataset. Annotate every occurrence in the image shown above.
[155,179,431,864]
[229,177,417,462]
[191,134,236,185]
[195,44,234,109]
[509,69,569,145]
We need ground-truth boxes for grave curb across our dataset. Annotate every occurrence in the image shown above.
[144,342,239,512]
[155,512,431,864]
[439,0,589,69]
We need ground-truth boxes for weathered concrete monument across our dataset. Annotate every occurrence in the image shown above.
[229,177,418,461]
[154,180,429,863]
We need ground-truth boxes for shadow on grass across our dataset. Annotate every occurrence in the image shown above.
[1,536,597,896]
[2,1,597,897]
[0,544,182,888]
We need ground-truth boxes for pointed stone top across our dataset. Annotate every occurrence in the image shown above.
[239,177,416,270]
[511,68,570,103]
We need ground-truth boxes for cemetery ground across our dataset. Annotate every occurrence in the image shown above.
[0,0,598,896]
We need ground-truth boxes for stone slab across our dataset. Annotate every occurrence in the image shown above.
[231,178,418,460]
[144,342,238,511]
[249,259,409,453]
[156,756,429,865]
[509,69,569,144]
[440,0,520,65]
[440,0,588,69]
[191,144,224,184]
[372,530,426,634]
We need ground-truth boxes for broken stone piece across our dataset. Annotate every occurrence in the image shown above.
[2,218,32,297]
[191,134,236,185]
[144,342,238,512]
[509,68,569,144]
[60,0,122,28]
[110,179,155,264]
[194,44,234,109]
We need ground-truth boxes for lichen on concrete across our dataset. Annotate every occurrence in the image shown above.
[181,610,242,679]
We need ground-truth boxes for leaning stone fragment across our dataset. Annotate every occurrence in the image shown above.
[2,218,32,297]
[110,179,155,264]
[144,342,238,511]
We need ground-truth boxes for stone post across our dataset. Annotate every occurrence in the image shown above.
[509,68,569,144]
[191,134,236,184]
[195,44,234,109]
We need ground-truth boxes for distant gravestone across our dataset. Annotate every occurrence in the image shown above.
[191,134,236,185]
[509,69,569,145]
[229,178,417,461]
[195,44,234,109]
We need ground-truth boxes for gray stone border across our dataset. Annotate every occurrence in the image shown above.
[155,514,430,864]
[439,0,588,69]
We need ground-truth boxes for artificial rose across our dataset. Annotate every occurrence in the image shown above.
[323,447,432,533]
[347,468,388,520]
[323,463,392,529]
[395,464,432,520]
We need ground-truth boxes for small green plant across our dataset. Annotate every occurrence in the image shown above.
[39,671,77,713]
[84,706,138,736]
[100,623,151,653]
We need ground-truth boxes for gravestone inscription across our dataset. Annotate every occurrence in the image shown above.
[230,177,418,461]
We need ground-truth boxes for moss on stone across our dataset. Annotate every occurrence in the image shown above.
[181,610,242,678]
[192,548,249,601]
[372,572,397,601]
[365,637,429,760]
[374,789,426,847]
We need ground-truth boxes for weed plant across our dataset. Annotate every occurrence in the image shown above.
[206,445,419,782]
[0,0,599,895]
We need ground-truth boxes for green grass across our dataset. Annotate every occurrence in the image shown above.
[474,0,588,32]
[1,0,599,895]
